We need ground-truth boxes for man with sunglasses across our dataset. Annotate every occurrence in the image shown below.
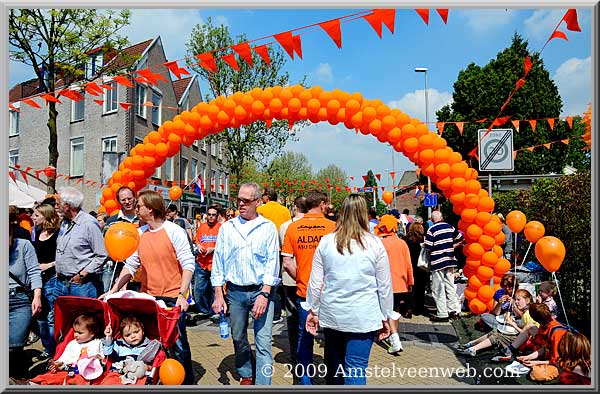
[211,183,280,385]
[193,204,222,321]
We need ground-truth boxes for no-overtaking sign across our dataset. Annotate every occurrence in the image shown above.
[478,128,514,171]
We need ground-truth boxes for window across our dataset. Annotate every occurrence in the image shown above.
[225,173,229,195]
[71,92,85,122]
[135,84,147,118]
[85,54,103,79]
[165,156,173,180]
[102,137,117,152]
[191,158,198,181]
[9,149,18,167]
[9,109,19,136]
[200,161,206,182]
[200,139,207,151]
[181,157,189,185]
[151,90,162,125]
[70,137,84,177]
[211,142,217,157]
[211,170,217,191]
[103,81,118,113]
[218,142,224,160]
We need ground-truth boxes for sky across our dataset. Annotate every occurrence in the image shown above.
[8,7,593,189]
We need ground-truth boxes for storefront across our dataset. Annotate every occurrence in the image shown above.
[181,191,205,219]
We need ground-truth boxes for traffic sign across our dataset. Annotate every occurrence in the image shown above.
[478,128,514,171]
[423,193,438,207]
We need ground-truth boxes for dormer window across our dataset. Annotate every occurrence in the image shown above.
[85,54,103,79]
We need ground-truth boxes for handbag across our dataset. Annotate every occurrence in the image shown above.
[417,244,430,272]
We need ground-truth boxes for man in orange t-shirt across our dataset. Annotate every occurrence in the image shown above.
[194,204,222,319]
[281,190,335,385]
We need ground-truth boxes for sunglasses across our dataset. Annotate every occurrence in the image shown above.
[207,213,218,217]
[237,197,258,204]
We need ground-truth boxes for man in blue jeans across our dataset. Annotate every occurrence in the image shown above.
[211,182,280,386]
[194,204,221,320]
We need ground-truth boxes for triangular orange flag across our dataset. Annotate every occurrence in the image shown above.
[436,9,448,24]
[363,12,383,38]
[113,75,134,88]
[547,118,555,130]
[196,52,218,73]
[119,102,132,110]
[293,35,303,59]
[526,147,535,152]
[253,45,271,66]
[562,9,581,32]
[231,42,253,67]
[549,30,568,42]
[9,103,20,112]
[375,9,396,34]
[22,98,41,108]
[415,9,430,25]
[529,119,537,132]
[93,99,104,106]
[561,139,570,144]
[138,68,167,84]
[515,78,526,92]
[164,60,191,80]
[455,122,464,135]
[320,19,342,49]
[543,143,551,149]
[9,171,16,183]
[436,122,445,134]
[511,120,520,132]
[40,93,62,105]
[566,116,573,129]
[222,54,240,71]
[493,116,511,126]
[513,151,518,160]
[524,56,532,76]
[85,83,102,96]
[274,31,295,60]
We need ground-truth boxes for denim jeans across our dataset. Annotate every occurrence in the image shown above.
[49,275,100,330]
[323,328,376,385]
[284,286,299,365]
[296,296,314,385]
[226,283,274,385]
[101,261,119,293]
[193,266,214,315]
[38,276,56,355]
[9,291,33,348]
[156,296,195,385]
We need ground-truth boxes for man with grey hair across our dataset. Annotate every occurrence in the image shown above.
[424,210,464,322]
[211,182,280,385]
[54,186,107,300]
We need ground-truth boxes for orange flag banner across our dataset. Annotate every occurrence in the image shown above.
[437,122,445,134]
[40,93,62,105]
[389,171,396,180]
[562,9,581,32]
[375,9,396,34]
[197,52,218,73]
[254,45,271,66]
[138,68,167,84]
[113,75,134,88]
[93,100,104,106]
[222,54,240,71]
[543,143,551,149]
[455,122,464,135]
[119,102,132,110]
[320,18,343,49]
[9,103,20,112]
[515,78,526,92]
[547,118,555,130]
[549,30,568,41]
[526,147,535,152]
[524,56,532,76]
[363,12,384,38]
[513,151,518,160]
[293,35,303,59]
[566,116,573,129]
[231,42,254,67]
[23,98,41,108]
[493,116,511,126]
[375,173,381,181]
[415,9,430,25]
[274,31,295,60]
[164,60,191,80]
[561,139,570,144]
[529,119,537,132]
[511,120,520,132]
[436,9,449,24]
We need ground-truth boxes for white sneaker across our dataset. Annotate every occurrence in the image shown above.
[387,343,403,354]
[505,361,530,375]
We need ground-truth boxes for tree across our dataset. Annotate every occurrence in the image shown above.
[362,170,378,209]
[315,164,349,208]
[436,34,589,175]
[264,151,312,205]
[9,9,131,193]
[185,17,306,184]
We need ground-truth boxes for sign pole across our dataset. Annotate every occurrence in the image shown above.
[488,173,492,197]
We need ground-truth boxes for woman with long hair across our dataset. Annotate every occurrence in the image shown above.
[405,222,429,316]
[304,194,393,385]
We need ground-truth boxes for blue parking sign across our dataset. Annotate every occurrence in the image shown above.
[424,193,438,207]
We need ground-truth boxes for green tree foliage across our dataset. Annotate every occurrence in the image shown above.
[315,164,348,208]
[185,17,306,183]
[362,170,378,209]
[494,170,591,335]
[436,34,589,175]
[9,9,131,193]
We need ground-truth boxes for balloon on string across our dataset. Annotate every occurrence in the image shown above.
[382,191,394,204]
[159,358,185,385]
[104,222,140,261]
[506,210,527,233]
[524,221,545,243]
[169,186,183,200]
[535,236,566,273]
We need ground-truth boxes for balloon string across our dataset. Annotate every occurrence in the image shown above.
[521,242,533,266]
[552,272,570,327]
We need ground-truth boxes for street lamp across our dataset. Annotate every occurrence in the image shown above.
[415,67,432,220]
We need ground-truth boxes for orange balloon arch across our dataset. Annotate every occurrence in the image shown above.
[99,84,560,314]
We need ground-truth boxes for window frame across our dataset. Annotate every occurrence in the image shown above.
[103,81,118,114]
[9,149,19,167]
[9,109,20,136]
[71,91,85,122]
[151,90,162,126]
[135,84,147,118]
[102,136,118,153]
[70,137,85,177]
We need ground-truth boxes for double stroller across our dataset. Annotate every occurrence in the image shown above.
[30,296,180,385]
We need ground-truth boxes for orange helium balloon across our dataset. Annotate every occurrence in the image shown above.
[104,222,140,261]
[469,298,487,315]
[169,186,183,201]
[477,285,494,302]
[524,221,545,243]
[464,287,478,301]
[535,236,566,273]
[382,191,394,204]
[159,358,186,385]
[506,210,527,233]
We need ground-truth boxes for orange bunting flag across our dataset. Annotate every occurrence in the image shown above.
[455,122,464,135]
[197,52,218,73]
[524,56,532,76]
[562,9,581,32]
[9,103,20,112]
[515,78,526,92]
[112,75,134,88]
[566,116,573,129]
[349,176,354,180]
[85,83,102,96]
[101,84,113,90]
[8,171,16,183]
[513,151,518,160]
[363,12,384,38]
[436,122,445,134]
[511,120,520,132]
[436,9,449,24]
[375,173,381,181]
[362,175,368,182]
[222,54,240,71]
[133,76,150,85]
[253,45,271,66]
[288,119,295,131]
[389,171,396,180]
[164,60,191,80]
[547,118,555,130]
[476,118,487,123]
[119,102,132,110]
[561,139,570,144]
[549,30,568,41]
[529,119,537,132]
[93,99,104,106]
[231,42,253,67]
[415,9,430,25]
[374,9,396,34]
[526,147,535,152]
[293,35,303,59]
[320,18,343,49]
[143,101,153,107]
[274,31,296,60]
[40,93,62,105]
[22,98,41,108]
[138,68,167,84]
[543,143,551,149]
[493,116,511,127]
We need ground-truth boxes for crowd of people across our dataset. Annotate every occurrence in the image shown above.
[8,183,590,386]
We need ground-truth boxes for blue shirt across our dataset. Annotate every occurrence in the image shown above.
[211,215,280,287]
[56,210,107,275]
[424,221,463,271]
[102,337,152,363]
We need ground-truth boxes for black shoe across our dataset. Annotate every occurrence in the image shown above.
[430,315,449,323]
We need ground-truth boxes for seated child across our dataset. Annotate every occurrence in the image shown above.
[457,289,537,357]
[31,314,104,385]
[536,281,558,319]
[100,316,161,384]
[477,273,519,332]
[556,331,591,385]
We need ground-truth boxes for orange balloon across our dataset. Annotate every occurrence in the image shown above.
[434,163,451,178]
[486,299,495,312]
[469,298,487,315]
[464,287,478,301]
[464,194,480,209]
[468,275,483,290]
[475,212,492,228]
[479,234,496,250]
[494,231,506,246]
[437,176,452,191]
[477,285,494,302]
[483,221,502,237]
[104,199,118,212]
[524,221,545,243]
[465,258,481,271]
[159,358,186,385]
[478,196,495,213]
[535,236,566,273]
[466,243,485,259]
[506,210,527,233]
[403,138,419,153]
[461,208,478,223]
[382,191,394,204]
[492,245,504,258]
[169,186,183,201]
[476,265,494,282]
[104,222,140,261]
[494,258,511,276]
[466,224,483,243]
[481,251,499,267]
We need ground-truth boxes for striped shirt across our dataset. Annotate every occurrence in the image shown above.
[423,221,463,271]
[211,215,280,287]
